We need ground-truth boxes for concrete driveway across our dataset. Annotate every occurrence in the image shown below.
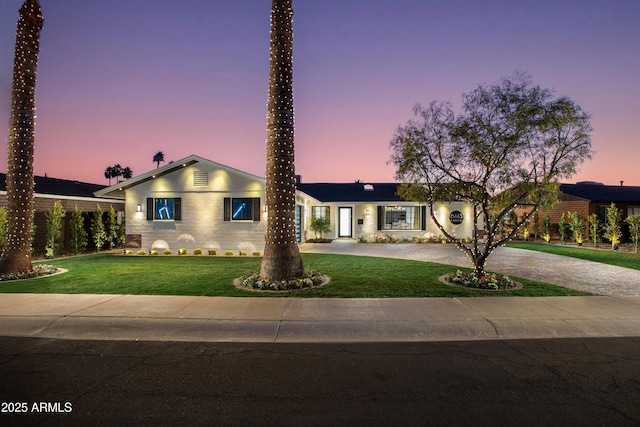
[299,241,640,296]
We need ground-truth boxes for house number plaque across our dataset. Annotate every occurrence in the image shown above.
[449,211,463,225]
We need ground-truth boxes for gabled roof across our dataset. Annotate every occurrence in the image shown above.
[296,183,405,203]
[560,182,640,204]
[0,172,107,199]
[94,154,265,198]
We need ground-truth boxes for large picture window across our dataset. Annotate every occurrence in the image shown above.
[224,198,261,222]
[379,206,420,230]
[146,198,181,221]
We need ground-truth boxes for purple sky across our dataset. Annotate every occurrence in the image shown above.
[1,0,639,186]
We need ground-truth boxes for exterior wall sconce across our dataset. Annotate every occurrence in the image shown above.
[137,204,142,212]
[365,209,371,216]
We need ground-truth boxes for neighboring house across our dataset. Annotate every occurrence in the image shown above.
[519,181,640,239]
[95,154,481,252]
[0,173,124,255]
[559,182,640,219]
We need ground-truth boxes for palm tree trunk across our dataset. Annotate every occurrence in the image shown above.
[0,0,44,274]
[260,0,304,280]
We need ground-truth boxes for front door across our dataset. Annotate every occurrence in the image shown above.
[338,207,352,238]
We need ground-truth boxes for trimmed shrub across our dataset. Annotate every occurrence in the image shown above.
[193,248,202,255]
[150,250,159,256]
[224,250,234,256]
[252,251,261,257]
[208,249,217,255]
[178,248,187,255]
[125,249,134,255]
[163,249,172,255]
[238,251,247,256]
[136,250,146,255]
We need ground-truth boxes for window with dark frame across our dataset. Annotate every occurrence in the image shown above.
[378,206,421,230]
[224,197,261,222]
[146,198,181,221]
[232,198,253,221]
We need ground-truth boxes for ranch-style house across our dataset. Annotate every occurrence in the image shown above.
[94,155,480,253]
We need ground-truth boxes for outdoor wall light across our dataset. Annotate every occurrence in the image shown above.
[137,204,142,212]
[365,209,371,216]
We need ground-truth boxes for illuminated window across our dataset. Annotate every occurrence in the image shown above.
[232,198,254,220]
[156,199,174,219]
[146,198,181,221]
[380,206,420,230]
[224,198,261,222]
[312,206,330,219]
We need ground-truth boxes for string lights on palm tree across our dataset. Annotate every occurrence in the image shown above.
[259,0,304,280]
[0,0,44,274]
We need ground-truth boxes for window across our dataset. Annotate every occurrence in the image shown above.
[146,198,181,221]
[232,199,253,220]
[224,198,261,221]
[312,206,330,219]
[597,205,608,222]
[378,206,420,230]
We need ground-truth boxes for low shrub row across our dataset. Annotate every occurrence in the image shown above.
[125,248,261,256]
[357,234,472,244]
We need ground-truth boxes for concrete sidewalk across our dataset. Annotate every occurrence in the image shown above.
[1,293,639,343]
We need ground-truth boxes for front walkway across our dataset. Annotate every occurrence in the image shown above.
[299,241,640,296]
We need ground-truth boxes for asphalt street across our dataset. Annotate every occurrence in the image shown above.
[2,336,640,426]
[2,243,639,425]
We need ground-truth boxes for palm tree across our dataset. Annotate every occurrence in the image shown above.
[259,0,304,280]
[153,151,165,168]
[104,166,114,185]
[121,167,133,180]
[112,164,123,183]
[0,0,44,274]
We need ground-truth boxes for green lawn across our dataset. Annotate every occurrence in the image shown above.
[507,242,640,270]
[0,253,589,298]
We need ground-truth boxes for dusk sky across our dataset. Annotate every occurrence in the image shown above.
[1,0,639,186]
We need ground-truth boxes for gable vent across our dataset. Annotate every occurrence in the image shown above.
[193,171,209,187]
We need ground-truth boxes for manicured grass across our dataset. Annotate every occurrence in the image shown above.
[507,242,640,271]
[0,253,589,298]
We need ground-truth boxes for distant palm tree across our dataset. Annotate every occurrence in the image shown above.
[153,151,165,168]
[121,167,133,180]
[112,164,123,182]
[105,164,132,184]
[104,166,114,185]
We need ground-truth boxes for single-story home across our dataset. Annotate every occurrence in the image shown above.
[0,173,125,254]
[510,181,640,240]
[296,181,478,242]
[95,154,480,252]
[537,181,640,239]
